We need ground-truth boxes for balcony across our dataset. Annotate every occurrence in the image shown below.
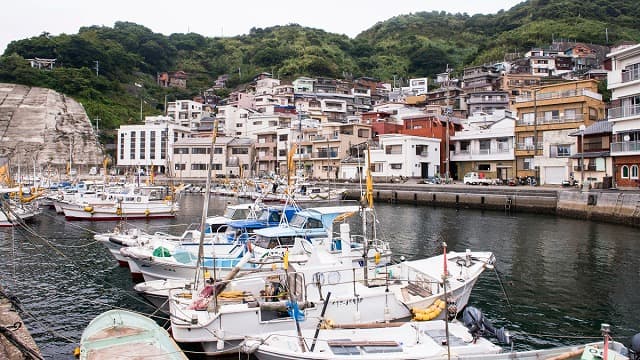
[516,143,543,151]
[515,89,602,103]
[416,151,429,157]
[574,164,597,171]
[516,114,584,126]
[313,151,339,158]
[610,140,640,153]
[608,104,640,120]
[622,69,640,83]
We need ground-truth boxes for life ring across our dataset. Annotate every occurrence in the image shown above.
[412,299,446,321]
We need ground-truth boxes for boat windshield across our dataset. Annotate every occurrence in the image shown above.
[288,214,306,228]
[258,209,281,223]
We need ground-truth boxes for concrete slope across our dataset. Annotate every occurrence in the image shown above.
[0,83,103,172]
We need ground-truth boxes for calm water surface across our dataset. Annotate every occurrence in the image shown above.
[0,195,638,359]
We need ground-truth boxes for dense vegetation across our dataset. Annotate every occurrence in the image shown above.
[1,0,639,143]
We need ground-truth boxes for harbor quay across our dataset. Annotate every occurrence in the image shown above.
[0,286,41,360]
[339,182,640,228]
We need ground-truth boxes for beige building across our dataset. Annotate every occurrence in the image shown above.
[513,79,605,184]
[172,136,254,179]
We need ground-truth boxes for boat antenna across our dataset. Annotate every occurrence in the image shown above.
[194,119,218,285]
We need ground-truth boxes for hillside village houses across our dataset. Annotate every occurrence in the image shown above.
[115,41,640,189]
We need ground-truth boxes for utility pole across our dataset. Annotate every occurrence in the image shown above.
[444,65,452,182]
[94,60,99,76]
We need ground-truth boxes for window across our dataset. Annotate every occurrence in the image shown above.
[232,148,249,155]
[522,112,535,125]
[279,134,288,141]
[160,130,167,159]
[460,141,470,152]
[191,163,207,170]
[621,165,629,179]
[564,108,578,120]
[415,145,428,156]
[236,123,243,128]
[192,148,208,154]
[543,110,559,122]
[130,132,136,159]
[479,140,491,154]
[632,165,639,179]
[550,144,571,157]
[174,163,186,170]
[497,138,509,152]
[523,158,534,170]
[478,164,490,171]
[174,147,189,154]
[212,164,222,170]
[214,147,223,154]
[119,133,125,160]
[390,163,402,170]
[139,131,146,159]
[149,131,156,159]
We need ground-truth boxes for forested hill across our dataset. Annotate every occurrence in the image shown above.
[0,0,639,142]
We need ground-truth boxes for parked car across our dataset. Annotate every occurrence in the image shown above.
[420,176,441,184]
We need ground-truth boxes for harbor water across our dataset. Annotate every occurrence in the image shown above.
[0,194,639,359]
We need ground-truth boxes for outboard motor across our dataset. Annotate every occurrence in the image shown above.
[462,306,511,345]
[629,333,640,360]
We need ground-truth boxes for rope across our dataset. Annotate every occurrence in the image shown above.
[0,323,45,360]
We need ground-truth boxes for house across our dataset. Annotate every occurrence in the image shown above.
[450,110,517,181]
[568,120,614,188]
[368,134,441,180]
[157,71,188,88]
[171,136,255,179]
[512,79,605,184]
[606,43,640,189]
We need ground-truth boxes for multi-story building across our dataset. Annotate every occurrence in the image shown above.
[606,43,640,188]
[513,79,605,184]
[116,116,191,174]
[450,110,517,181]
[171,136,254,179]
[368,134,441,180]
[569,121,614,188]
[166,100,203,130]
[466,91,510,115]
[254,131,278,176]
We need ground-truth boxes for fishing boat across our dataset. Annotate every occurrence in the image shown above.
[78,309,187,360]
[242,307,632,360]
[0,187,42,227]
[61,185,178,220]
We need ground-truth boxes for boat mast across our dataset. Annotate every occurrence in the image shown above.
[195,119,218,284]
[362,144,374,286]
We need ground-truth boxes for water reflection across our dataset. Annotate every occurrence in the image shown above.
[0,195,638,358]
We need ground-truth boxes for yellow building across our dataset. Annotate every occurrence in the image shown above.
[513,79,605,184]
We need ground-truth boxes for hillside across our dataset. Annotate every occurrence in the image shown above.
[0,0,639,142]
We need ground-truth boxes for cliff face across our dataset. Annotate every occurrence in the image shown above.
[0,83,103,172]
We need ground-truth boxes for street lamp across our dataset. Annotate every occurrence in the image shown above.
[579,124,586,191]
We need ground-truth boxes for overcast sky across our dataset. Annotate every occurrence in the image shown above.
[1,0,523,54]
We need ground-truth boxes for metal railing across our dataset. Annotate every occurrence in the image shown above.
[516,114,583,126]
[622,68,640,83]
[610,141,640,153]
[608,104,640,120]
[515,89,602,102]
[516,143,543,151]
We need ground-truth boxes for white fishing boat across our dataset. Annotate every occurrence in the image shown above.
[62,185,178,220]
[243,308,632,360]
[78,309,187,360]
[0,187,42,227]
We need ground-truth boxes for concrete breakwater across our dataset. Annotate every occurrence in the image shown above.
[342,184,640,227]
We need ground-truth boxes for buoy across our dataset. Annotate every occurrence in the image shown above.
[116,208,122,216]
[412,299,446,321]
[73,346,80,357]
[83,206,93,213]
[144,209,151,216]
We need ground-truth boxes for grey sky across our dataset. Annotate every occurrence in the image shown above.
[0,0,523,54]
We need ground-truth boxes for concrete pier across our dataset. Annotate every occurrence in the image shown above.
[342,183,640,227]
[0,287,41,360]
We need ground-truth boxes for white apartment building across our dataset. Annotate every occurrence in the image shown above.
[607,43,640,188]
[450,110,516,180]
[368,134,441,179]
[166,100,203,130]
[116,116,191,174]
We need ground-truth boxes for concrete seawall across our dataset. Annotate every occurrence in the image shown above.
[0,286,41,360]
[343,184,640,227]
